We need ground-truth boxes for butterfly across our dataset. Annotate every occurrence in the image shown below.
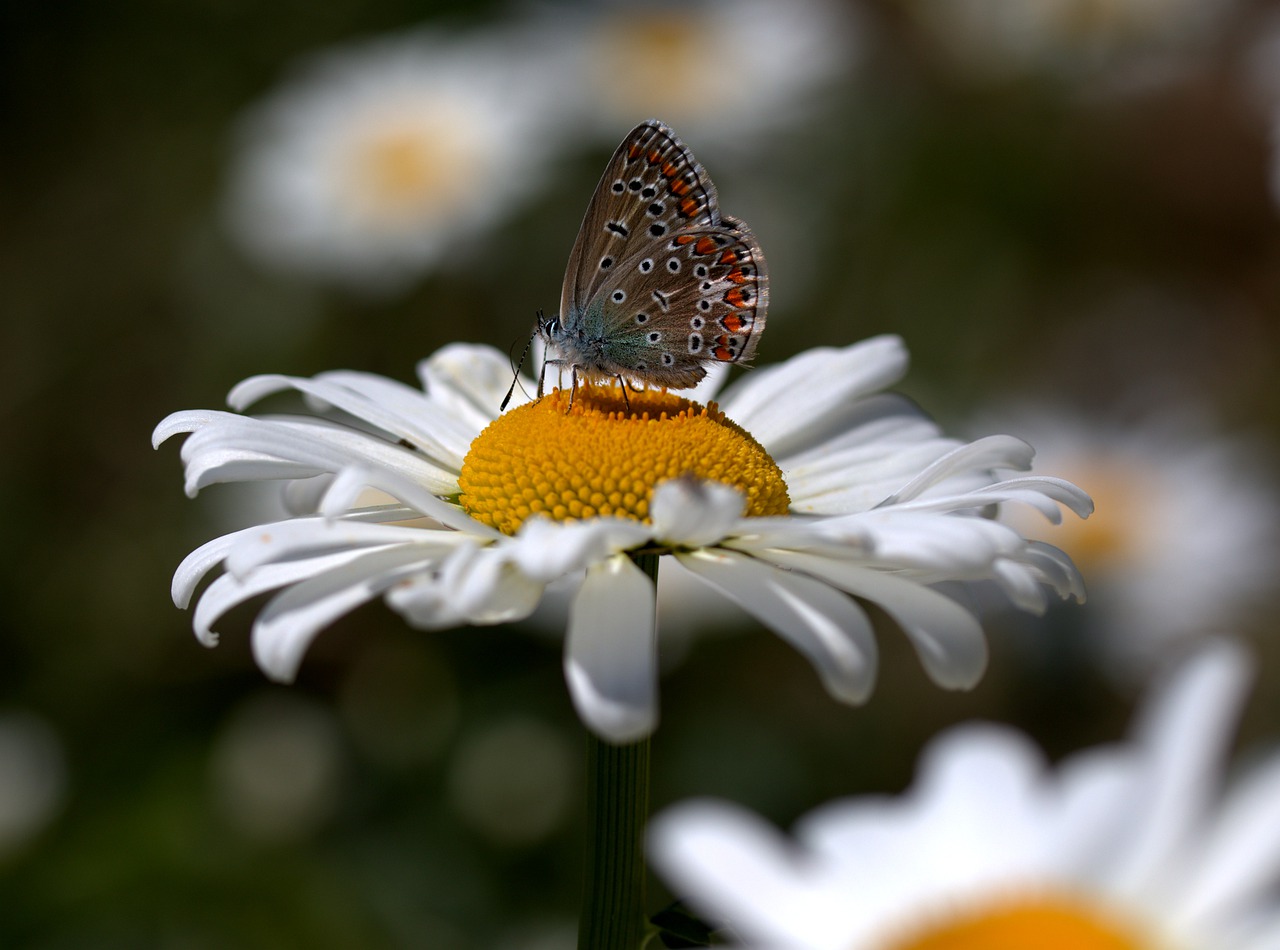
[537,119,768,397]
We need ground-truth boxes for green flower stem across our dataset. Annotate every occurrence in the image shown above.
[577,552,659,950]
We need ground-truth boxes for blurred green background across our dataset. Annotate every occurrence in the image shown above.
[3,0,1280,946]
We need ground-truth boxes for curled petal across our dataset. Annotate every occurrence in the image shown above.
[251,545,438,681]
[651,477,746,547]
[677,548,878,705]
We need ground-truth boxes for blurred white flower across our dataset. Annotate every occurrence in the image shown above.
[446,716,576,846]
[994,408,1279,677]
[155,336,1089,743]
[0,713,66,860]
[908,0,1239,87]
[536,0,859,145]
[209,692,345,842]
[651,640,1280,950]
[223,27,565,295]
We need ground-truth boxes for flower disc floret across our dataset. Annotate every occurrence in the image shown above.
[458,384,790,534]
[886,896,1146,950]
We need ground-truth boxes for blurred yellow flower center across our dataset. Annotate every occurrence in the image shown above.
[458,384,789,535]
[594,15,709,114]
[1040,462,1141,574]
[348,122,468,217]
[884,895,1150,950]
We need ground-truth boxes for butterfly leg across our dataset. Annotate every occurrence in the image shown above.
[567,366,582,410]
[537,358,567,400]
[614,374,631,412]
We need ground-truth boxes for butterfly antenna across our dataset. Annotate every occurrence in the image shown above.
[500,320,537,411]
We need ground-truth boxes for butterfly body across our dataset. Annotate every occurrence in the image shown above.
[540,120,768,392]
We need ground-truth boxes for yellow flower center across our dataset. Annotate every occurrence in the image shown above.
[592,14,710,117]
[1010,460,1143,575]
[346,118,471,220]
[458,384,790,535]
[883,895,1154,950]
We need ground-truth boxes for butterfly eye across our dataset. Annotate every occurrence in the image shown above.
[698,300,711,312]
[628,179,643,191]
[599,256,614,270]
[640,185,657,199]
[647,331,661,343]
[639,259,653,273]
[635,313,649,324]
[661,353,674,366]
[649,223,667,237]
[611,181,625,194]
[666,259,681,273]
[611,290,627,303]
[689,334,703,353]
[647,203,664,216]
[690,317,704,329]
[693,264,708,278]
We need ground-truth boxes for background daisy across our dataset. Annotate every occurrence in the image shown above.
[651,640,1280,949]
[990,406,1280,679]
[223,26,566,295]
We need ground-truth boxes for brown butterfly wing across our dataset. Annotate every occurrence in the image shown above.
[559,120,721,323]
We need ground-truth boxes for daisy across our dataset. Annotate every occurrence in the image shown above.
[153,335,1090,743]
[993,407,1279,678]
[223,26,566,295]
[907,0,1240,87]
[542,0,858,146]
[650,639,1280,949]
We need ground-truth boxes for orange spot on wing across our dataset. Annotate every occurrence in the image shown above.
[721,314,746,333]
[669,179,690,196]
[694,236,719,255]
[674,234,697,245]
[718,249,737,265]
[647,149,661,164]
[679,197,701,217]
[713,345,734,361]
[724,288,747,308]
[628,143,642,159]
[662,161,677,178]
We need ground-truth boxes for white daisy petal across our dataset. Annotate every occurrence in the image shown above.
[172,524,264,609]
[223,517,463,580]
[676,548,878,704]
[1177,754,1280,927]
[501,518,653,583]
[752,550,988,689]
[1105,639,1250,900]
[718,336,910,458]
[991,558,1052,613]
[317,367,481,457]
[416,342,531,431]
[178,413,458,497]
[878,435,1035,507]
[153,409,231,448]
[650,478,746,547]
[251,545,435,681]
[649,800,844,950]
[194,548,390,647]
[564,554,659,743]
[228,372,466,471]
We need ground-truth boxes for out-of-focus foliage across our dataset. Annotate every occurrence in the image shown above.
[2,0,1278,946]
